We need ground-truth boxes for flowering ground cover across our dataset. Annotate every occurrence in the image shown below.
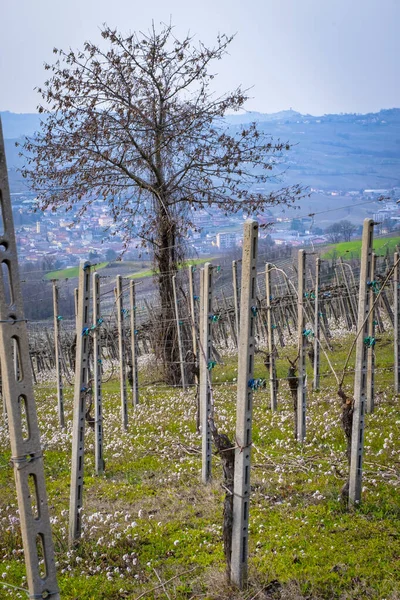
[0,332,399,599]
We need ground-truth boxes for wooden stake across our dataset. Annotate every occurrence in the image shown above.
[349,219,374,506]
[231,220,258,588]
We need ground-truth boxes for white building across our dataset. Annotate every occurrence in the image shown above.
[216,231,237,249]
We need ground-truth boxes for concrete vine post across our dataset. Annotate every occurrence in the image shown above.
[0,118,60,599]
[172,274,186,390]
[74,286,78,326]
[93,272,104,474]
[232,259,240,343]
[313,257,321,391]
[366,253,376,413]
[116,275,128,429]
[52,280,65,428]
[297,249,307,442]
[198,268,204,433]
[188,265,198,376]
[231,219,258,589]
[129,280,139,406]
[69,261,92,545]
[265,262,277,411]
[199,263,213,483]
[394,251,400,394]
[349,218,374,506]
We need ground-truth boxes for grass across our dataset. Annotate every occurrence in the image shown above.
[0,330,400,598]
[323,235,400,259]
[128,257,215,280]
[45,262,109,280]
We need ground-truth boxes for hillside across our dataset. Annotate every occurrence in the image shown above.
[3,108,400,197]
[227,108,400,191]
[0,110,43,138]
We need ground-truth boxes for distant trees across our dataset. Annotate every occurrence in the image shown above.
[21,23,302,382]
[89,250,101,261]
[339,220,357,242]
[105,248,117,262]
[325,220,357,243]
[290,218,305,233]
[325,222,342,243]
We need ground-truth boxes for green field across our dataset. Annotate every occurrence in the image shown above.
[44,258,214,281]
[44,262,109,280]
[323,235,400,259]
[129,257,215,279]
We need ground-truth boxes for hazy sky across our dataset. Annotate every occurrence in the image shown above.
[1,0,398,115]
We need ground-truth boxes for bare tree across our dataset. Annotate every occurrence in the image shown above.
[20,23,302,383]
[338,220,357,242]
[325,222,343,244]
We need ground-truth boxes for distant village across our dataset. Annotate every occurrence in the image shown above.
[10,186,400,269]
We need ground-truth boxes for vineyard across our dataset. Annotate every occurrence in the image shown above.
[0,190,400,598]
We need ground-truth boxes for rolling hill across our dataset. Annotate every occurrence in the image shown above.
[2,108,400,194]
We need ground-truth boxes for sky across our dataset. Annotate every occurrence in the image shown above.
[0,0,399,115]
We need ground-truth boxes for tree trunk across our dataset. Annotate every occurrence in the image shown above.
[155,212,182,385]
[287,363,298,439]
[338,387,354,500]
[209,418,235,582]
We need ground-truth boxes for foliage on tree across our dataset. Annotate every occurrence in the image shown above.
[20,23,302,382]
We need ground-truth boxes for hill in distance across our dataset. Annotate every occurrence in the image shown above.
[0,110,43,138]
[2,108,400,193]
